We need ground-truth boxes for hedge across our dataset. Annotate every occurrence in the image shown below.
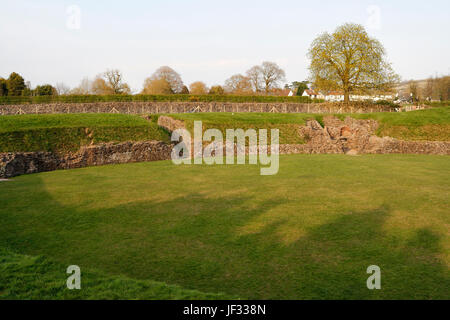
[0,94,317,105]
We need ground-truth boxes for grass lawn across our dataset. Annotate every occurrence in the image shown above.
[166,112,324,144]
[349,106,450,141]
[0,114,170,153]
[0,247,231,299]
[0,154,449,299]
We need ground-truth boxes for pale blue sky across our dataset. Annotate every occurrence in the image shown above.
[1,0,449,92]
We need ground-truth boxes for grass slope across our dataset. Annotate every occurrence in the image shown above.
[166,112,325,144]
[0,106,448,153]
[348,106,450,141]
[169,106,450,143]
[0,247,230,300]
[0,154,448,299]
[0,114,170,153]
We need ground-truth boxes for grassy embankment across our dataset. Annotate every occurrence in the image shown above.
[167,106,450,142]
[0,113,170,153]
[0,154,449,299]
[0,106,448,153]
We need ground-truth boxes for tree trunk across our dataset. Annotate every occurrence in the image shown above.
[344,90,350,104]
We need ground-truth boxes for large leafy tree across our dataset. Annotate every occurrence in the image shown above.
[0,78,8,96]
[308,23,399,103]
[189,81,208,95]
[7,72,26,96]
[35,84,56,96]
[141,78,173,95]
[146,66,184,94]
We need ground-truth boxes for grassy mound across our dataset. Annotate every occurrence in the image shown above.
[166,112,325,144]
[349,106,450,141]
[0,247,230,300]
[168,106,450,143]
[0,114,170,153]
[0,155,448,299]
[0,107,448,153]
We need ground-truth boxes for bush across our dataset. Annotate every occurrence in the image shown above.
[0,94,314,105]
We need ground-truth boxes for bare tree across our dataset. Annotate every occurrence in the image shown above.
[70,77,92,95]
[408,80,419,102]
[56,82,70,95]
[246,65,263,93]
[424,77,434,100]
[260,61,286,94]
[103,69,130,94]
[146,66,184,94]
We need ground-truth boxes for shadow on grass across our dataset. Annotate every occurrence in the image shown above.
[0,175,448,299]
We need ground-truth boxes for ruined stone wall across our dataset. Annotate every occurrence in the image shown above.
[0,101,394,115]
[0,141,172,178]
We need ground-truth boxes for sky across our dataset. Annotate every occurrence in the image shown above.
[1,0,449,93]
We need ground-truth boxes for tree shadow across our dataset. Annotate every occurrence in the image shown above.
[0,175,448,300]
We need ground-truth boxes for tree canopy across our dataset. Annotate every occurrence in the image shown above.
[146,66,184,94]
[308,23,399,103]
[6,72,25,96]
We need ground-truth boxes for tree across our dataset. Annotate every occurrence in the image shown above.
[35,84,56,96]
[260,61,286,94]
[0,78,8,96]
[408,80,420,102]
[7,72,26,96]
[424,77,434,100]
[91,77,114,95]
[246,65,263,93]
[296,82,309,96]
[308,23,399,103]
[181,85,190,94]
[102,69,130,94]
[56,82,71,95]
[435,76,450,101]
[224,74,253,95]
[209,85,225,95]
[142,78,173,94]
[70,77,92,95]
[189,81,208,95]
[286,81,309,96]
[146,66,184,94]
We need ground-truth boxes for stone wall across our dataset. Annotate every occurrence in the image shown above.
[290,116,450,155]
[0,101,395,115]
[0,141,172,178]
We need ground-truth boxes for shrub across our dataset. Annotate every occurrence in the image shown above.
[0,94,314,105]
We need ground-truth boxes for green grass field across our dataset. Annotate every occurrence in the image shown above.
[1,154,449,299]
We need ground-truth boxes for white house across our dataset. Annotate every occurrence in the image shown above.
[302,89,324,99]
[303,88,394,102]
